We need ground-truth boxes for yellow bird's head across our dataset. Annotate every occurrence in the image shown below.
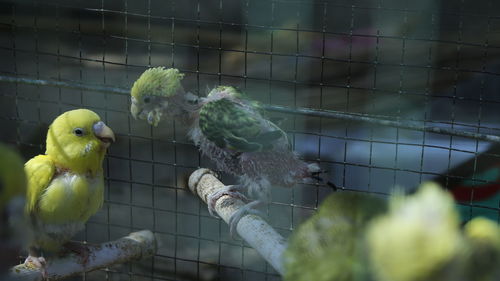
[45,109,115,175]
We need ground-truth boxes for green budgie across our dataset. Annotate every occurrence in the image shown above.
[462,217,500,281]
[0,143,30,276]
[284,191,387,281]
[130,67,333,235]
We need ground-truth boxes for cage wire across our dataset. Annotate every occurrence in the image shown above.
[1,0,500,280]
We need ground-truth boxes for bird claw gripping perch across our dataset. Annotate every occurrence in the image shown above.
[188,168,287,275]
[23,255,48,278]
[206,185,249,218]
[227,200,265,238]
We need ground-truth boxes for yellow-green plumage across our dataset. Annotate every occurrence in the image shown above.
[0,143,27,214]
[0,143,29,275]
[131,67,184,100]
[462,217,500,281]
[25,109,114,253]
[199,86,285,152]
[286,182,500,281]
[366,183,465,281]
[130,67,185,126]
[284,192,387,281]
[25,156,104,225]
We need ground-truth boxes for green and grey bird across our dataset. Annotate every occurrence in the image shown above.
[130,67,331,235]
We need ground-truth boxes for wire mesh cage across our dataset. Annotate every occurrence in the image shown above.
[1,0,499,280]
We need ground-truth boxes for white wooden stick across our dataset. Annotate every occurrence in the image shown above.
[8,230,156,281]
[188,168,287,275]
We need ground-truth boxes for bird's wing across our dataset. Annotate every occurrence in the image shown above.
[25,155,55,214]
[199,98,286,152]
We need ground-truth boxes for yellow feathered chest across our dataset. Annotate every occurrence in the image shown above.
[38,168,104,224]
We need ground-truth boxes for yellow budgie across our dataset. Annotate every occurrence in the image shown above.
[24,109,115,270]
[367,183,465,281]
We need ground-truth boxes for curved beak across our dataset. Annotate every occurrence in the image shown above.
[93,121,116,148]
[131,102,140,120]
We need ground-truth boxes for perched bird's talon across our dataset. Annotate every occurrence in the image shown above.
[24,255,48,278]
[228,200,264,238]
[310,169,328,176]
[207,185,248,218]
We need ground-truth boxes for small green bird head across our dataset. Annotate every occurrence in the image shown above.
[130,67,184,126]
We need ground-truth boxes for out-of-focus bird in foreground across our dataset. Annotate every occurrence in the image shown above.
[0,143,29,276]
[130,67,333,235]
[284,191,387,281]
[24,109,115,272]
[286,182,500,281]
[462,217,500,281]
[367,183,468,281]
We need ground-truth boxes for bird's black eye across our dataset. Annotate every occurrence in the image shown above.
[73,128,85,136]
[143,96,151,103]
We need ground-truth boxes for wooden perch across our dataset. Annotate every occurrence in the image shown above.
[8,230,156,281]
[188,168,287,275]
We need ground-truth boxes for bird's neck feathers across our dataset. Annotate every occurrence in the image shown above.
[166,90,202,124]
[45,131,106,176]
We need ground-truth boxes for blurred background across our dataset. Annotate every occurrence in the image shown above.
[0,0,499,280]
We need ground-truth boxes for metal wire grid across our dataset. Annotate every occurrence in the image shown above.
[0,0,500,280]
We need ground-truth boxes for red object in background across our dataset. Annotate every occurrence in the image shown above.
[433,145,500,202]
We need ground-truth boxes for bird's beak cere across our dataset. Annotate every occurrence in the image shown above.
[93,121,115,148]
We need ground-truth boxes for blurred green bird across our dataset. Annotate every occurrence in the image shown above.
[462,217,500,281]
[0,143,29,276]
[367,183,469,281]
[284,191,387,281]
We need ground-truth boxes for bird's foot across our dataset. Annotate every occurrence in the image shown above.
[308,167,337,191]
[310,170,328,177]
[207,185,248,217]
[24,255,47,278]
[62,241,91,265]
[228,200,264,238]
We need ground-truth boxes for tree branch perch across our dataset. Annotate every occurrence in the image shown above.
[8,230,156,281]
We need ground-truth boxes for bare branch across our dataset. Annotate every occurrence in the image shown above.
[8,230,156,281]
